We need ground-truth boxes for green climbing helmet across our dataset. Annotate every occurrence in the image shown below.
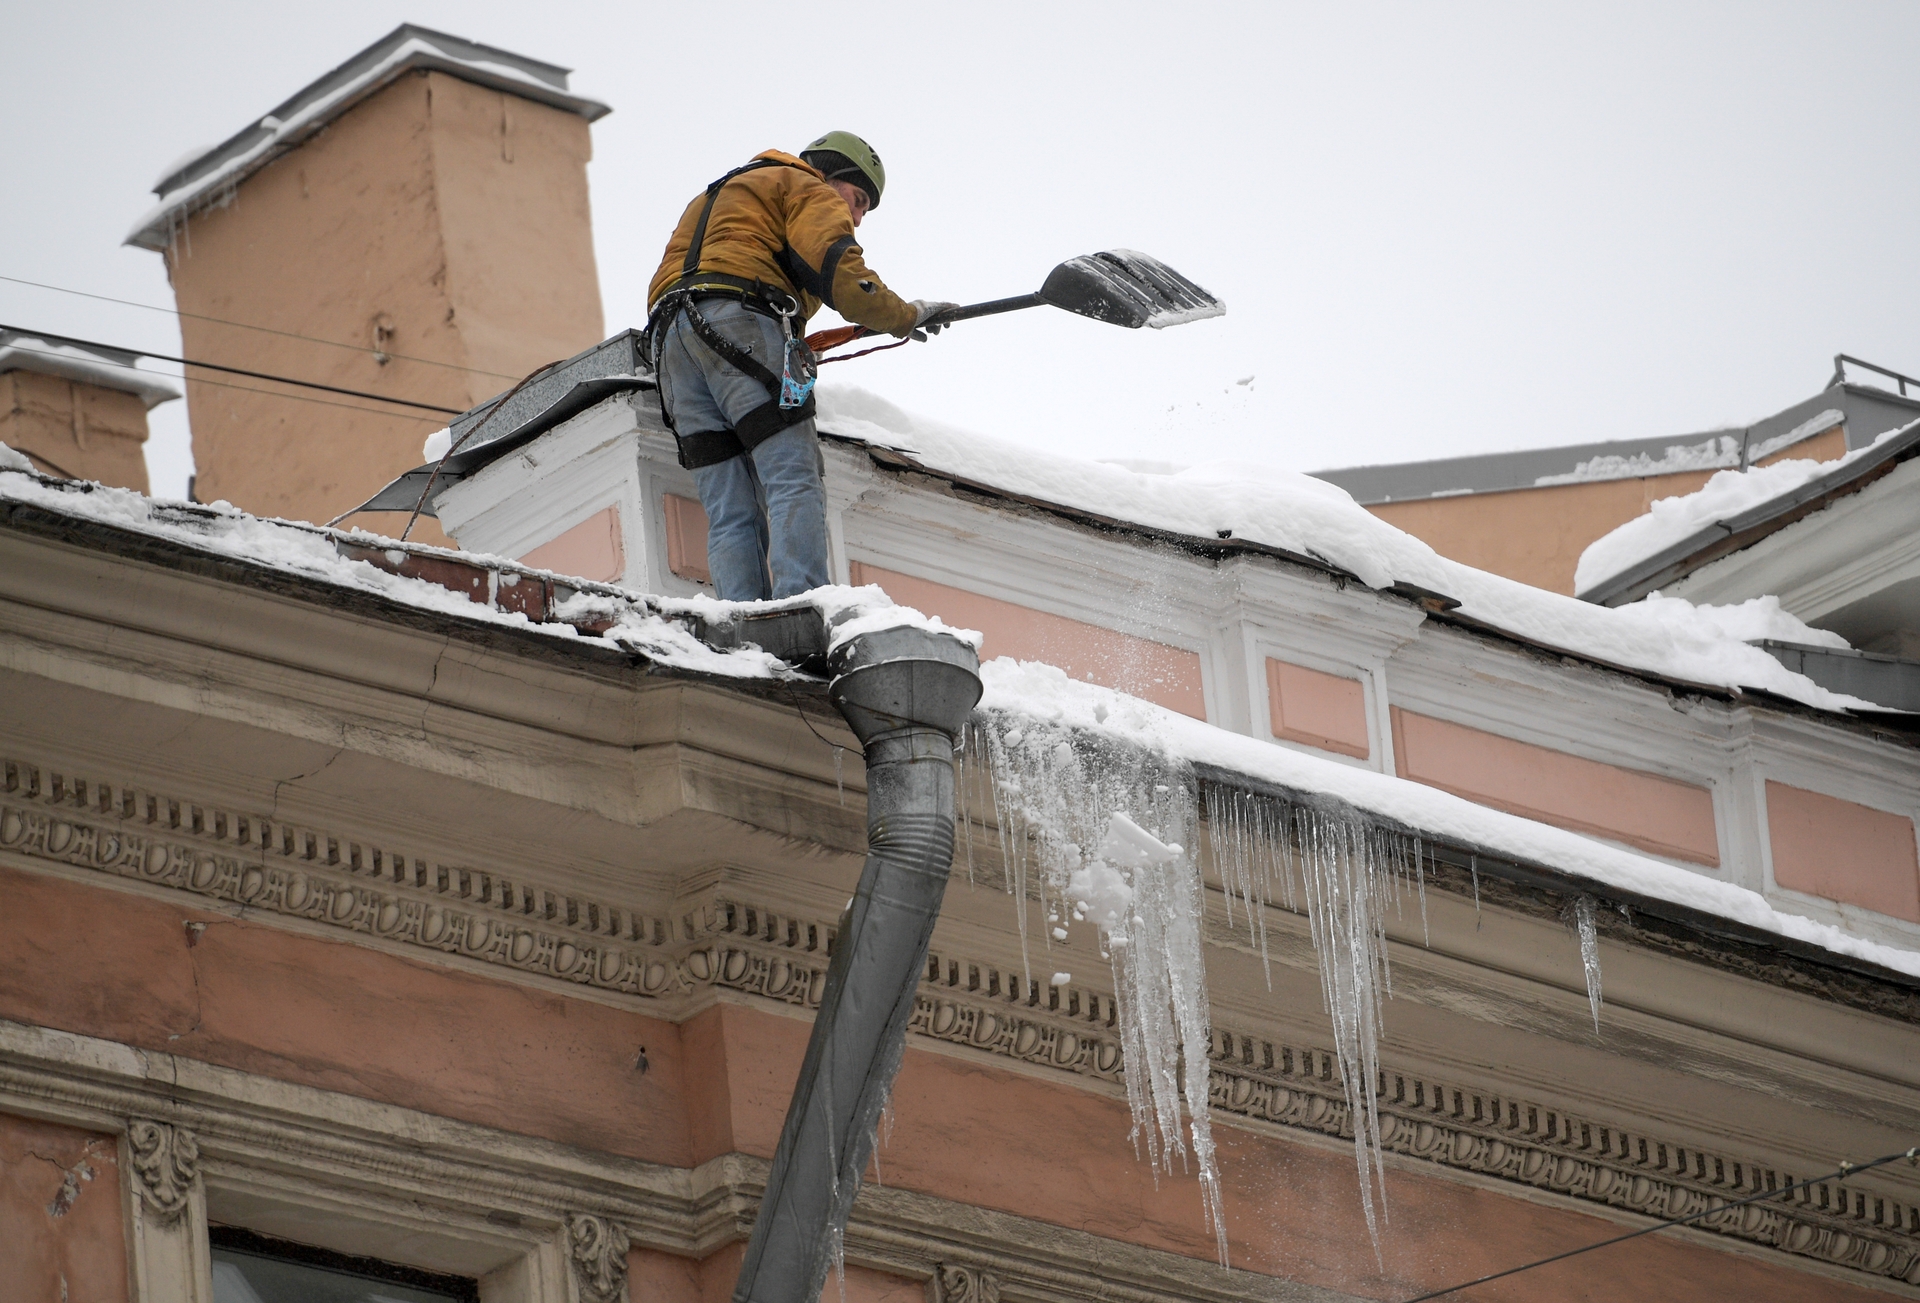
[801,131,885,210]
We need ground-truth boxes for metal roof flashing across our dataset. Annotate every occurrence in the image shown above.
[1312,383,1920,505]
[127,24,611,251]
[349,330,653,518]
[1579,421,1920,608]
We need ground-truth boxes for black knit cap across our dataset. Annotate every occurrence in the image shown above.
[802,150,880,208]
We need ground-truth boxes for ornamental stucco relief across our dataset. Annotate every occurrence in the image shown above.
[127,1119,198,1223]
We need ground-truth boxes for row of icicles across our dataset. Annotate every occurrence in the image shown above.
[953,710,1608,1266]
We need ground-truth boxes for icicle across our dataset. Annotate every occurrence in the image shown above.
[1566,895,1603,1034]
[1291,805,1394,1255]
[1470,854,1481,929]
[954,722,981,888]
[833,746,845,807]
[868,1084,895,1187]
[1197,784,1444,1261]
[1414,840,1429,947]
[976,710,1226,1264]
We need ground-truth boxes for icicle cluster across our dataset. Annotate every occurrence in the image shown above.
[969,712,1226,1264]
[964,711,1608,1266]
[1203,785,1427,1255]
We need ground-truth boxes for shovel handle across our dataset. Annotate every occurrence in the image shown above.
[923,293,1045,327]
[805,293,1048,354]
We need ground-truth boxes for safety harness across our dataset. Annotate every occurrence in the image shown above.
[646,160,829,470]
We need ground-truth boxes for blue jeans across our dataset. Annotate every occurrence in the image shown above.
[656,299,832,602]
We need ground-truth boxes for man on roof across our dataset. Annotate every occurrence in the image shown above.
[646,132,955,602]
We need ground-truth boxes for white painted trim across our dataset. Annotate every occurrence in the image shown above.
[1663,457,1920,624]
[436,401,650,587]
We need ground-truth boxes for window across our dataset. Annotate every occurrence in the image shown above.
[209,1227,479,1303]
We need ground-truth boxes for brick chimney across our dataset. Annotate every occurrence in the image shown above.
[127,26,610,540]
[0,330,180,492]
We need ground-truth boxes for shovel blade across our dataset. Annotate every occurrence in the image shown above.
[1039,249,1225,329]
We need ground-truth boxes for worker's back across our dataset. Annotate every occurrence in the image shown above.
[649,151,834,317]
[648,150,914,336]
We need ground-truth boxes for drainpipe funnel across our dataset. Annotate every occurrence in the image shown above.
[732,624,982,1303]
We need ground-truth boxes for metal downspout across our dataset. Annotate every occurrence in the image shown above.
[732,625,982,1303]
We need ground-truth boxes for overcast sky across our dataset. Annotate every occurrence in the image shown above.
[9,2,1920,500]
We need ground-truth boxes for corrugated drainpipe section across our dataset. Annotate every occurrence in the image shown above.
[732,625,983,1303]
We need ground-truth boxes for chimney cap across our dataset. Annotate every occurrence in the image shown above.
[0,329,182,409]
[126,24,612,251]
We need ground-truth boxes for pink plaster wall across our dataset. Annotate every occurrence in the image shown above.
[699,1002,1874,1303]
[1766,781,1920,922]
[0,865,692,1167]
[663,493,712,584]
[0,1112,128,1303]
[1391,708,1720,865]
[849,562,1207,719]
[520,505,626,583]
[628,1244,925,1303]
[0,864,1881,1302]
[1267,658,1370,758]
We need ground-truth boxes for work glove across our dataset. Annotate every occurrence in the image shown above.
[906,299,961,341]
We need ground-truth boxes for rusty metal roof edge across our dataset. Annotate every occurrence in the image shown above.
[0,492,831,706]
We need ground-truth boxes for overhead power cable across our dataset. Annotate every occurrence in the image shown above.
[1401,1145,1919,1302]
[0,273,519,380]
[2,325,463,416]
[2,343,441,424]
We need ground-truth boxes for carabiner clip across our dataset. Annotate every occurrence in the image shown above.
[775,303,816,410]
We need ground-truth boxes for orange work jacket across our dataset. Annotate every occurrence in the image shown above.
[648,151,918,338]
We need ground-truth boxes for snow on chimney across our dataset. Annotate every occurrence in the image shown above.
[0,329,180,492]
[129,25,610,543]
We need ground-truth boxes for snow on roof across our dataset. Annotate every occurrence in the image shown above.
[1531,409,1846,488]
[1531,432,1748,486]
[126,25,611,251]
[0,331,181,409]
[812,384,1881,714]
[1576,418,1920,600]
[1,452,1910,976]
[981,658,1920,978]
[0,452,794,678]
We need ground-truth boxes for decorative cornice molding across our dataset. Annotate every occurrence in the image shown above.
[0,760,695,1000]
[0,1021,1360,1303]
[567,1213,631,1303]
[128,1118,198,1223]
[3,755,1916,1288]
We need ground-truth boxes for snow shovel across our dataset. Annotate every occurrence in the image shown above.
[805,248,1223,356]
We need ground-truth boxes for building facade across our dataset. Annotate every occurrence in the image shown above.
[5,21,1919,1303]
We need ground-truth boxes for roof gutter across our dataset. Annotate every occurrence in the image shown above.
[732,620,982,1303]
